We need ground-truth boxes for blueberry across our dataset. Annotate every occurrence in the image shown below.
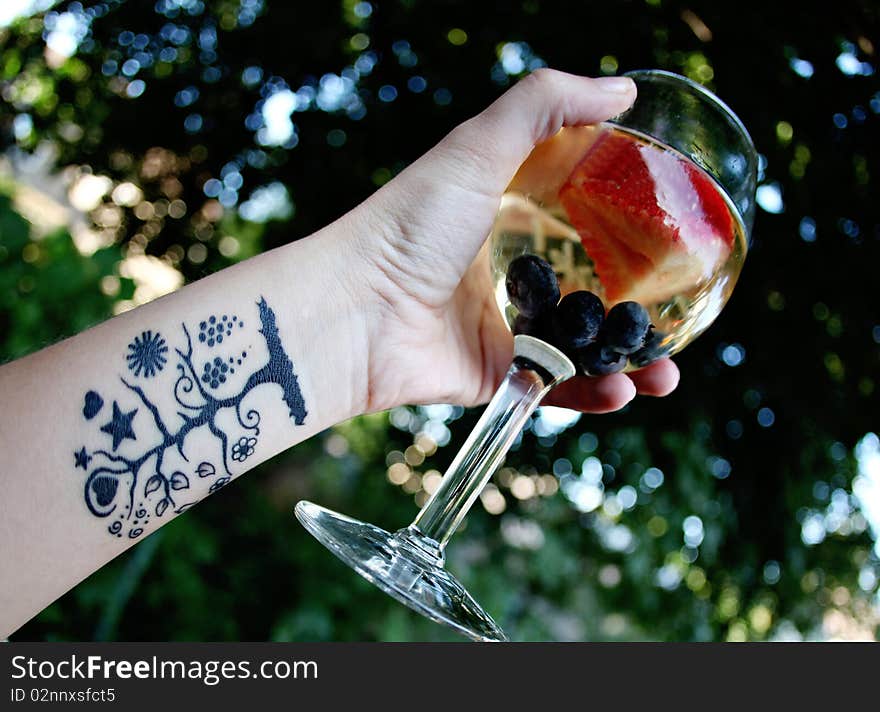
[201,374,210,383]
[214,357,222,365]
[200,321,207,330]
[629,329,670,368]
[553,291,604,351]
[505,255,560,318]
[217,334,223,343]
[601,301,652,354]
[209,315,216,324]
[220,363,228,373]
[513,311,554,343]
[208,327,215,336]
[207,339,214,347]
[577,342,627,376]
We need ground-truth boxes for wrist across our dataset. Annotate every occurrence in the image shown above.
[274,210,381,423]
[316,196,421,416]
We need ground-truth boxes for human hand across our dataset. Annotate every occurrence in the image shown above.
[345,69,679,414]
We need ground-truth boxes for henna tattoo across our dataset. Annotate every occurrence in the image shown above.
[126,330,168,377]
[99,402,138,451]
[209,477,231,493]
[195,461,216,478]
[74,447,92,470]
[197,313,244,348]
[202,356,234,389]
[231,436,257,462]
[75,297,306,539]
[82,390,104,419]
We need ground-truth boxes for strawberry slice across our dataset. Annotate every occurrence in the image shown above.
[559,129,734,305]
[685,162,735,247]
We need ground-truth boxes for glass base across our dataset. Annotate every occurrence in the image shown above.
[294,501,508,642]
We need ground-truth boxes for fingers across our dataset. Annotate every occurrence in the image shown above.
[545,373,637,414]
[445,69,637,193]
[627,358,680,397]
[355,68,637,297]
[487,69,637,146]
[543,358,679,413]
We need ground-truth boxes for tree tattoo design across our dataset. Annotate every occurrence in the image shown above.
[74,297,307,539]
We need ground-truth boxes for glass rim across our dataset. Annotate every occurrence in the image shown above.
[622,69,757,158]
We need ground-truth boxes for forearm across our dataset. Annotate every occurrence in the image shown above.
[0,213,372,637]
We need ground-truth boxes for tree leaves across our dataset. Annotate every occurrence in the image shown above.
[196,461,216,478]
[145,475,163,495]
[155,498,169,517]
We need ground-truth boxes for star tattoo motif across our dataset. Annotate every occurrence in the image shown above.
[74,446,92,470]
[100,401,138,451]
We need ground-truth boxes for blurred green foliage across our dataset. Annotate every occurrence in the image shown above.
[0,0,878,641]
[0,188,132,357]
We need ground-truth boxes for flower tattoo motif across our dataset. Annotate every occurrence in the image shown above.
[75,297,307,539]
[209,477,231,493]
[126,330,168,378]
[231,436,257,462]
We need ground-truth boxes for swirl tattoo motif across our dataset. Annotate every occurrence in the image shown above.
[75,297,307,539]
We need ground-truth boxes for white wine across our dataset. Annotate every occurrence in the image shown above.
[490,123,747,363]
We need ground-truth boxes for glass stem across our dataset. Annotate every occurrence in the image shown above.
[401,352,569,563]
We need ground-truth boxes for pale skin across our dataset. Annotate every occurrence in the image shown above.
[0,70,678,638]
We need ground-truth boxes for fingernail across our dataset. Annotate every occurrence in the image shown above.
[596,77,635,94]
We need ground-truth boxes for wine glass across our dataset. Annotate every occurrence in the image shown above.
[295,69,758,642]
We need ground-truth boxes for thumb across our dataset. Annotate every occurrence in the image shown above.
[437,69,637,195]
[350,70,637,304]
